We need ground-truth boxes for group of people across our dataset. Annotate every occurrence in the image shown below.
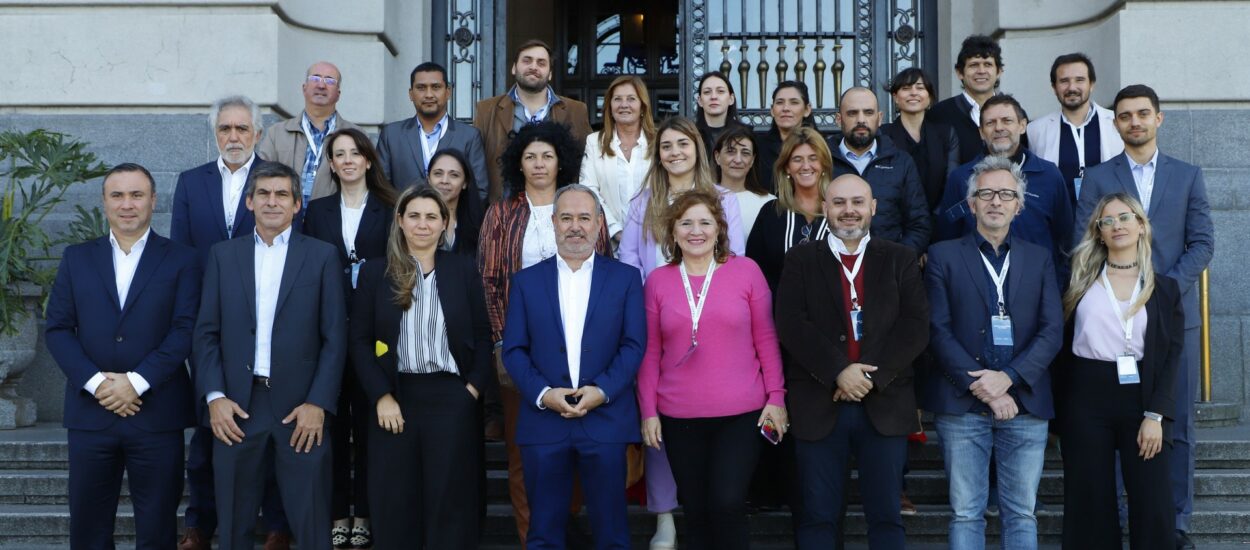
[46,32,1214,550]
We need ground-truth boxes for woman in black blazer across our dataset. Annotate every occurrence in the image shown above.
[302,127,398,548]
[878,67,960,220]
[424,149,485,255]
[349,186,494,549]
[1058,192,1181,550]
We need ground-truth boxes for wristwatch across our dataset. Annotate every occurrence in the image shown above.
[1143,411,1163,423]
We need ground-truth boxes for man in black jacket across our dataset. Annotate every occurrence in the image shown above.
[930,35,1005,164]
[829,87,930,253]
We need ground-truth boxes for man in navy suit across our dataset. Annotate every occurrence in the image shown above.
[924,156,1064,550]
[194,161,346,550]
[502,184,646,549]
[171,95,291,550]
[46,163,200,549]
[1076,84,1215,550]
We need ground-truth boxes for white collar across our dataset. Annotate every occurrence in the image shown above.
[1061,103,1099,128]
[217,154,256,175]
[253,226,293,246]
[828,232,871,256]
[839,140,878,160]
[1127,148,1160,171]
[109,227,152,254]
[556,253,595,274]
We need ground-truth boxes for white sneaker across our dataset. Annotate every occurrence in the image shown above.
[649,512,677,550]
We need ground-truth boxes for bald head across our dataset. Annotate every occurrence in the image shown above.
[303,61,342,113]
[837,88,882,152]
[824,174,876,245]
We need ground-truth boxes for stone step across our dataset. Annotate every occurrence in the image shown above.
[0,501,1248,546]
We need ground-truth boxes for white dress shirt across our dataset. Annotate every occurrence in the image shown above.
[535,254,606,407]
[218,155,254,236]
[83,228,154,397]
[839,140,879,176]
[340,192,366,258]
[962,92,982,127]
[1128,148,1159,214]
[580,131,650,236]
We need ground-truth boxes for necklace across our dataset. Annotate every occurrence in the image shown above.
[1107,259,1139,270]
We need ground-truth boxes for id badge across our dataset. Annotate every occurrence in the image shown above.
[991,316,1013,346]
[849,309,864,341]
[350,262,362,289]
[1116,354,1141,384]
[1073,176,1083,199]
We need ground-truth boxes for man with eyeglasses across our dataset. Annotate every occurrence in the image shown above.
[258,61,362,208]
[923,155,1064,550]
[935,94,1073,280]
[1075,84,1215,550]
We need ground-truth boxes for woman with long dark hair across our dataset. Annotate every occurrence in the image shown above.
[712,125,773,242]
[301,127,398,549]
[425,149,485,254]
[695,71,746,159]
[1058,192,1180,550]
[756,81,819,193]
[349,186,493,549]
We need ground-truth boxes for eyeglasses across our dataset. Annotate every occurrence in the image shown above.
[307,75,339,87]
[972,188,1020,202]
[1097,212,1139,228]
[798,224,813,244]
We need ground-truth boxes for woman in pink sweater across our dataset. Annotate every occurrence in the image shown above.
[637,189,788,550]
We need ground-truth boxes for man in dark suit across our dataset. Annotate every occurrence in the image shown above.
[46,163,200,549]
[1076,84,1215,550]
[377,62,489,200]
[776,174,929,548]
[194,161,347,550]
[474,39,592,202]
[502,184,645,549]
[929,35,1004,165]
[924,155,1063,550]
[171,94,291,550]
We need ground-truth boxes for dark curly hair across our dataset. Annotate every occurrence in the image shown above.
[499,120,582,197]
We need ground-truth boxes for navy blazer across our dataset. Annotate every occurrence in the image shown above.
[192,231,347,418]
[1075,152,1214,328]
[376,116,490,201]
[301,191,392,296]
[502,254,646,446]
[45,232,200,432]
[349,254,495,404]
[170,159,257,263]
[923,233,1064,419]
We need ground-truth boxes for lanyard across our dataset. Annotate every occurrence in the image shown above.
[837,250,866,310]
[1064,119,1087,170]
[979,250,1011,316]
[1099,265,1142,349]
[679,260,717,346]
[300,114,336,169]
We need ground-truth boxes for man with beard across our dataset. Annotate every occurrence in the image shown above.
[377,62,490,200]
[829,87,930,253]
[930,35,1006,164]
[1027,53,1124,207]
[924,156,1063,550]
[502,184,645,549]
[474,39,592,203]
[936,95,1073,280]
[1076,84,1214,550]
[171,95,293,550]
[258,62,363,206]
[776,174,929,549]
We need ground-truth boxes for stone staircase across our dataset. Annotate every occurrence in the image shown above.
[0,423,1248,548]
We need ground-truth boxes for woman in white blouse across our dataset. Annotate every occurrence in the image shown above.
[580,75,656,246]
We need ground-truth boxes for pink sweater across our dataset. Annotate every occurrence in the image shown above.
[637,256,786,420]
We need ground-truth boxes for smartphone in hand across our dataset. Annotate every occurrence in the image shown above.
[760,420,781,445]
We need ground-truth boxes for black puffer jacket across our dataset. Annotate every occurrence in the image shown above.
[828,133,931,252]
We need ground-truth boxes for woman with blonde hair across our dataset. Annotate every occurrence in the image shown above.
[1058,192,1182,550]
[580,75,656,245]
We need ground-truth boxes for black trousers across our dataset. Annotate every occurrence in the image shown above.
[368,372,481,550]
[1060,357,1174,550]
[331,364,370,519]
[662,411,763,550]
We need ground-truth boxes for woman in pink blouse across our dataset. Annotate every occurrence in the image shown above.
[637,189,787,550]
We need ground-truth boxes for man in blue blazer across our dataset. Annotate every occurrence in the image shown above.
[1076,84,1215,550]
[502,184,646,549]
[170,95,290,550]
[377,61,490,200]
[193,162,346,550]
[924,156,1064,550]
[46,163,200,549]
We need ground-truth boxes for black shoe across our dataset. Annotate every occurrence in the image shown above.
[1176,530,1195,550]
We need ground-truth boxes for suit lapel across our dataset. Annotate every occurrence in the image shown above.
[120,236,169,315]
[1148,156,1170,214]
[1006,241,1025,310]
[542,259,566,336]
[91,238,121,311]
[1113,156,1140,202]
[201,163,230,238]
[816,244,844,313]
[494,97,513,145]
[959,236,992,312]
[235,236,257,322]
[582,255,607,329]
[274,233,308,317]
[356,194,383,257]
[322,193,348,259]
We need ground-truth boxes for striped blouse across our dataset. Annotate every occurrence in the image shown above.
[396,266,459,375]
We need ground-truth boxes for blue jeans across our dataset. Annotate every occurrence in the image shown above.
[935,412,1048,550]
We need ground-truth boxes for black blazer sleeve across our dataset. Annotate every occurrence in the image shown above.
[1148,276,1184,423]
[349,260,392,404]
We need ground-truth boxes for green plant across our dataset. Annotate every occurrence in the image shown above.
[0,129,108,334]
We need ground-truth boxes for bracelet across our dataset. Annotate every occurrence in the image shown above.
[1143,412,1163,422]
